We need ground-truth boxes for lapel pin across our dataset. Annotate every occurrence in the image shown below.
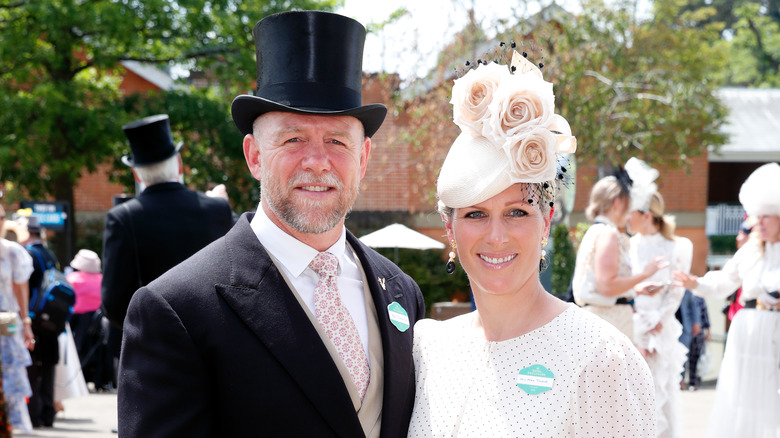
[378,277,386,290]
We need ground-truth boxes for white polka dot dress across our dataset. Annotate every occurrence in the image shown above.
[407,304,656,437]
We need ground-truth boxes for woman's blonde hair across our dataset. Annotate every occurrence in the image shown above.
[585,176,628,221]
[647,191,676,240]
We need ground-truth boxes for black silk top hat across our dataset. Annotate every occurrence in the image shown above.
[230,11,387,138]
[121,114,183,167]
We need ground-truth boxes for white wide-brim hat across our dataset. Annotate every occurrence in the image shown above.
[739,162,780,217]
[70,249,102,273]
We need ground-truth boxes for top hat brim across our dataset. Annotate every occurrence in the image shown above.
[121,141,183,167]
[231,95,387,138]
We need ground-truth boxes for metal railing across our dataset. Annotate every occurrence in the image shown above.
[705,204,745,236]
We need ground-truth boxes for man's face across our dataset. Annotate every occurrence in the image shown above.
[245,112,370,236]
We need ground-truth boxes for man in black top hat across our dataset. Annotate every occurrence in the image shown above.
[119,11,425,438]
[100,114,234,330]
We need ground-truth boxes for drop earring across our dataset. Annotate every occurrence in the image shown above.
[540,237,548,260]
[446,241,457,274]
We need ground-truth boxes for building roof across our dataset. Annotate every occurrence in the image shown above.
[710,87,780,162]
[120,60,175,91]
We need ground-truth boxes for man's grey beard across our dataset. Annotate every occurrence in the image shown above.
[261,171,358,234]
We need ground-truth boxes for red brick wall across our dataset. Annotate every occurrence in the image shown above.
[353,74,417,212]
[74,163,127,212]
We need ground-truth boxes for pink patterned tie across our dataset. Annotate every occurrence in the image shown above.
[309,251,370,400]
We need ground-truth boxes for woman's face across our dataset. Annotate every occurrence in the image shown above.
[445,184,551,298]
[610,195,630,227]
[626,210,647,235]
[757,214,780,243]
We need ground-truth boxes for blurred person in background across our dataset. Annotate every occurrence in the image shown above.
[101,114,234,330]
[723,217,754,333]
[19,214,60,429]
[572,158,667,339]
[0,206,34,432]
[675,163,780,438]
[627,190,692,438]
[64,249,108,394]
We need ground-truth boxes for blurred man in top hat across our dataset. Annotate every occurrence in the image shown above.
[100,113,234,330]
[119,10,425,438]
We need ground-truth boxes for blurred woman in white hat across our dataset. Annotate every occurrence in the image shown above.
[407,51,656,437]
[65,250,104,378]
[675,162,780,438]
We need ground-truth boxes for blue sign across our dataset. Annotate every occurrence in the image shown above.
[19,201,69,232]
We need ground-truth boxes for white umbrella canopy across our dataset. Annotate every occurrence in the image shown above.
[358,223,445,250]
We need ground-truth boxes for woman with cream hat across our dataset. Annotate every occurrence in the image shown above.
[407,52,656,437]
[675,162,780,438]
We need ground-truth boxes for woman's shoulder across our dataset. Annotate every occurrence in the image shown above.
[413,312,473,342]
[553,305,636,354]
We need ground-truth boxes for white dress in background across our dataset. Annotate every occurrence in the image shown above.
[691,239,780,438]
[572,216,636,339]
[407,305,656,438]
[630,233,692,438]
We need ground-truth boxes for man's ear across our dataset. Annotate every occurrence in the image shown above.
[359,136,371,180]
[243,134,262,180]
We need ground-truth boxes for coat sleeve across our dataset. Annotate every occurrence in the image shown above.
[118,287,212,438]
[100,209,139,328]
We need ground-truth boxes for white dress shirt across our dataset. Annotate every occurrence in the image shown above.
[249,207,370,358]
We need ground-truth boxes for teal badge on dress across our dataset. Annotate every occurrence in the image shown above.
[387,302,410,332]
[516,364,555,395]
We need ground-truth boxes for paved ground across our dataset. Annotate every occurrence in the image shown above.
[9,381,717,437]
[14,391,118,438]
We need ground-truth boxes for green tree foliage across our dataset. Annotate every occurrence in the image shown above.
[0,0,338,261]
[388,0,730,208]
[375,247,471,316]
[551,224,576,297]
[679,0,780,86]
[514,0,729,173]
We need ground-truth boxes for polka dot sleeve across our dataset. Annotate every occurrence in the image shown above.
[573,333,656,437]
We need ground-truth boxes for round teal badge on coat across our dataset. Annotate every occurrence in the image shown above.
[516,364,555,395]
[387,302,410,332]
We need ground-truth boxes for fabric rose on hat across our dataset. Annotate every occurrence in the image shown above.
[483,71,555,143]
[504,127,558,183]
[450,62,508,138]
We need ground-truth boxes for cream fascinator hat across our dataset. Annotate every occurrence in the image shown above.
[624,157,659,212]
[739,162,780,217]
[437,51,577,209]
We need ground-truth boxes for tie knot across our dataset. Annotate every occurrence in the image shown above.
[309,251,338,279]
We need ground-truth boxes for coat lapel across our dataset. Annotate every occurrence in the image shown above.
[215,216,364,437]
[346,232,418,436]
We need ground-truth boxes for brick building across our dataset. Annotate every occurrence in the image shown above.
[73,65,780,278]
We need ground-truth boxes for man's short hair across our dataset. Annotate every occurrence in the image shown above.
[134,153,180,186]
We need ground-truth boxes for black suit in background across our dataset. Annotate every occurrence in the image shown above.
[119,214,425,437]
[100,181,234,329]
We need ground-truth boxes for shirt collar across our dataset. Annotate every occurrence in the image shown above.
[250,205,348,278]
